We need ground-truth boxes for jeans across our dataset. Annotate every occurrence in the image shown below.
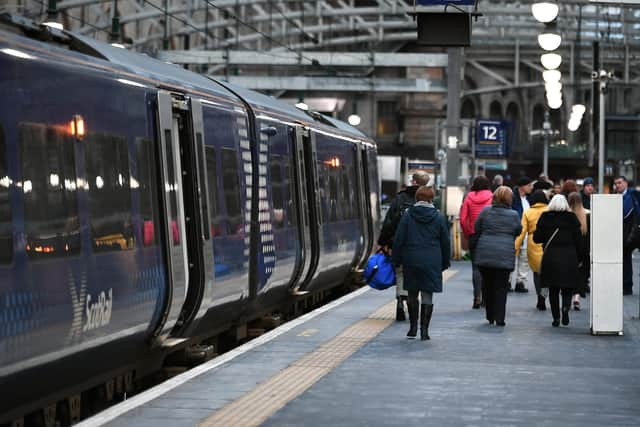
[472,262,482,299]
[479,267,510,323]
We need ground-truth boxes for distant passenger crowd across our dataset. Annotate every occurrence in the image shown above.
[379,172,640,340]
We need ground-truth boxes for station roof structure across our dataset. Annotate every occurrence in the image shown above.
[8,1,640,94]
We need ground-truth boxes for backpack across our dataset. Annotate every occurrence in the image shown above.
[379,192,414,246]
[364,251,396,290]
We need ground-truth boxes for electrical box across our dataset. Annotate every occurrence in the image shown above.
[590,195,624,335]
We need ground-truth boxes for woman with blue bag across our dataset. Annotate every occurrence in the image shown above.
[392,186,451,340]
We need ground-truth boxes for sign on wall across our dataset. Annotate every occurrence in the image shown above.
[476,120,508,158]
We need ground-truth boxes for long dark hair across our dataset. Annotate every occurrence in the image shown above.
[470,175,490,192]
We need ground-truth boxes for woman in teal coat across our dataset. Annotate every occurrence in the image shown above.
[392,186,451,340]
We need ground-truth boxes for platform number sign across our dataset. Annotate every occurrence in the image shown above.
[476,120,507,158]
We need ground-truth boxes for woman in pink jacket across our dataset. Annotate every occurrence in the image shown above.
[460,176,493,308]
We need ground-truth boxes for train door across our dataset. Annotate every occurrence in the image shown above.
[152,91,210,342]
[289,126,314,294]
[355,145,374,268]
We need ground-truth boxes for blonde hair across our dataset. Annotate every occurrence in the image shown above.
[568,192,588,235]
[493,186,513,206]
[547,194,571,212]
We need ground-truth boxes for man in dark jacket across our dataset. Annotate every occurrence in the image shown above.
[379,171,430,320]
[614,176,640,295]
[511,176,533,293]
[581,177,594,210]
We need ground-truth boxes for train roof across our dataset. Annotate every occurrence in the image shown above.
[0,13,374,145]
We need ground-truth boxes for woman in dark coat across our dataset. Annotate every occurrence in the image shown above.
[533,194,584,327]
[473,186,522,326]
[392,186,451,340]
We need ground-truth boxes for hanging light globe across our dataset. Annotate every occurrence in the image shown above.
[548,96,563,109]
[545,81,563,94]
[568,118,581,132]
[572,104,586,117]
[538,32,562,51]
[543,69,562,83]
[348,114,361,126]
[541,53,562,70]
[532,2,559,23]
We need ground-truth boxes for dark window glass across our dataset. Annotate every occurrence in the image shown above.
[135,137,159,247]
[341,167,353,219]
[205,146,222,236]
[282,162,294,227]
[221,148,242,235]
[329,169,339,222]
[164,128,180,246]
[20,123,80,258]
[0,125,12,263]
[270,157,285,229]
[85,133,133,252]
[377,101,399,136]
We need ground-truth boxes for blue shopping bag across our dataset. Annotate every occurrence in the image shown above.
[364,251,396,290]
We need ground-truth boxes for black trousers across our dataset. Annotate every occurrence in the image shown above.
[549,287,572,320]
[479,267,510,323]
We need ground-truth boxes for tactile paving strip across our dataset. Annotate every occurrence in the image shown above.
[199,269,457,427]
[198,303,395,427]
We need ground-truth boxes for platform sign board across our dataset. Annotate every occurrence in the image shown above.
[476,120,507,158]
[416,0,476,5]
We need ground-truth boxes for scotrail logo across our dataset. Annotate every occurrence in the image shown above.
[83,289,113,332]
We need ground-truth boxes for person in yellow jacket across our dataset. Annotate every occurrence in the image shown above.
[515,190,549,310]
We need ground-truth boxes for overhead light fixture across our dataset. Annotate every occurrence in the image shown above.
[572,104,586,117]
[348,114,361,126]
[546,90,562,101]
[532,1,559,23]
[543,69,562,83]
[568,119,581,132]
[43,21,64,30]
[545,81,563,94]
[110,43,126,49]
[295,101,309,111]
[541,52,562,70]
[548,96,563,109]
[538,32,562,51]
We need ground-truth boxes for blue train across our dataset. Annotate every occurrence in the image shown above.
[0,14,380,424]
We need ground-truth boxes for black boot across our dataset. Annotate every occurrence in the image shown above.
[562,306,570,326]
[407,300,418,339]
[395,297,406,321]
[536,295,546,311]
[420,304,433,341]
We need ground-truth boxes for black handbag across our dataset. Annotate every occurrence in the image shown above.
[625,220,640,249]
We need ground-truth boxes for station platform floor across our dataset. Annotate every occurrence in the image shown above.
[80,260,640,427]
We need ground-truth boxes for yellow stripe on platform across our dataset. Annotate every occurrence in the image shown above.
[199,269,457,427]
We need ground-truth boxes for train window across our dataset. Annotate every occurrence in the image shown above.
[220,148,243,235]
[282,163,295,227]
[19,123,80,259]
[341,168,352,219]
[86,133,134,252]
[329,170,339,222]
[0,125,12,263]
[270,158,284,229]
[135,138,159,247]
[164,129,180,246]
[205,146,222,236]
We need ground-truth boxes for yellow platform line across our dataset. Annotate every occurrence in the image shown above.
[199,269,457,427]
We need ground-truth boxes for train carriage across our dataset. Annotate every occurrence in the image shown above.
[0,14,379,424]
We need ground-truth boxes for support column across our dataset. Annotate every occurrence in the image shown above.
[445,47,462,188]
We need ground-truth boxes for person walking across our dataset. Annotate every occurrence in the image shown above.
[514,190,549,311]
[614,176,640,295]
[511,177,534,292]
[534,195,584,327]
[580,177,595,210]
[392,186,451,340]
[460,176,493,309]
[473,186,522,326]
[568,192,590,310]
[491,174,503,192]
[378,171,430,320]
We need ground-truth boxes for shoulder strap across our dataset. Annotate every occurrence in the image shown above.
[544,228,559,252]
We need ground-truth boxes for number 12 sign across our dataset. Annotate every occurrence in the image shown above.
[476,120,507,158]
